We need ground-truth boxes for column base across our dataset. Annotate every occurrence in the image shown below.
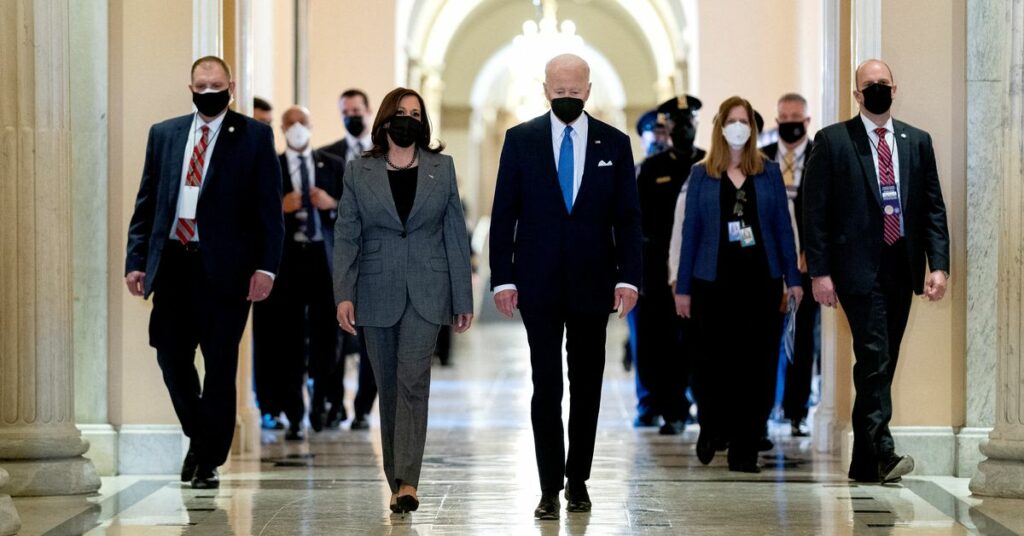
[0,457,100,497]
[0,470,21,536]
[812,406,842,454]
[78,424,117,477]
[969,437,1024,498]
[955,427,993,478]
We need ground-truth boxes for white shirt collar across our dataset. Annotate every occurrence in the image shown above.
[860,113,894,137]
[550,110,589,141]
[285,146,313,159]
[346,131,372,150]
[196,110,227,133]
[778,137,809,160]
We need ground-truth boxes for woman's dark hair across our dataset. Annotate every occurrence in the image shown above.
[366,87,444,158]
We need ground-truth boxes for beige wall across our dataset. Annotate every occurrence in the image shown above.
[308,0,398,149]
[108,0,195,426]
[881,0,967,427]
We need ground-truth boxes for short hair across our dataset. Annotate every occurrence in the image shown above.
[339,89,370,108]
[778,92,807,109]
[253,97,272,112]
[191,55,232,80]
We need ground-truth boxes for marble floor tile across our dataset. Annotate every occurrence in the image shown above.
[13,321,1024,535]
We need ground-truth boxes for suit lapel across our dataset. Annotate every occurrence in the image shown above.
[279,154,293,193]
[894,121,911,202]
[533,113,570,215]
[202,110,242,196]
[363,157,403,225]
[845,118,883,208]
[576,115,602,211]
[164,116,191,212]
[406,151,441,225]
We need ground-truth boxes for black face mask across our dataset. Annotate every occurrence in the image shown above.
[670,121,696,152]
[387,115,423,148]
[344,115,365,136]
[192,89,231,117]
[551,97,585,124]
[777,121,806,144]
[861,83,893,115]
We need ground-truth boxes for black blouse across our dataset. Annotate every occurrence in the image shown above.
[387,167,418,225]
[718,176,770,283]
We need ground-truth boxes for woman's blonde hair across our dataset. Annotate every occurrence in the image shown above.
[701,96,764,178]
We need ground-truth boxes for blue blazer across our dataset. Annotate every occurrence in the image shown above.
[675,161,800,295]
[489,112,642,314]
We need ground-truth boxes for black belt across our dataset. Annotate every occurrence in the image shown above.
[289,240,325,250]
[167,240,201,254]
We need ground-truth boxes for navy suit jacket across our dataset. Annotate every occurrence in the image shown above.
[675,162,801,295]
[489,112,642,314]
[125,110,285,299]
[279,150,345,271]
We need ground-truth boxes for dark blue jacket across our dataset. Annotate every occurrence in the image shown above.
[676,161,800,295]
[489,112,642,314]
[125,110,284,299]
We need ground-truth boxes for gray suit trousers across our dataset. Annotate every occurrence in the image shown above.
[361,298,440,492]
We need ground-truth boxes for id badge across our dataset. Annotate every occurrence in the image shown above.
[740,227,756,247]
[728,221,743,242]
[880,184,901,216]
[179,185,200,219]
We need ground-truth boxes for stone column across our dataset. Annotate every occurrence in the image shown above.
[970,0,1024,499]
[0,469,19,535]
[0,0,101,496]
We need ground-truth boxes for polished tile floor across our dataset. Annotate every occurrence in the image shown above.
[14,321,1024,535]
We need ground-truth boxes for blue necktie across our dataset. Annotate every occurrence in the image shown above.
[558,125,574,212]
[298,155,317,240]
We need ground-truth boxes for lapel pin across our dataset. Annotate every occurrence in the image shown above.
[595,140,601,144]
[317,161,324,168]
[429,174,434,179]
[900,133,907,139]
[228,126,235,133]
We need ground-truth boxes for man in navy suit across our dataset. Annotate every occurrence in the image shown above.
[490,54,642,519]
[124,56,284,489]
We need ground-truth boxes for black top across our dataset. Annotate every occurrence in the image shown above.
[718,175,770,284]
[388,167,418,225]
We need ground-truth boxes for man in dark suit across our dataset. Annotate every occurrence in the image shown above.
[803,59,950,484]
[490,54,642,519]
[762,93,818,439]
[253,106,345,441]
[633,95,704,435]
[124,56,284,489]
[318,88,378,431]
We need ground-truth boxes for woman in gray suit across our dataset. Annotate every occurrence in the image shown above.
[334,87,474,514]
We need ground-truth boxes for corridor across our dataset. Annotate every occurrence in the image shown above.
[13,322,1024,535]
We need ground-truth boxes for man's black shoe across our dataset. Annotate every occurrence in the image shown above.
[534,494,560,520]
[564,481,592,512]
[879,455,914,483]
[758,436,774,451]
[696,431,715,465]
[728,462,762,474]
[350,416,370,430]
[191,468,220,489]
[285,426,305,441]
[180,447,197,482]
[658,420,685,436]
[325,406,347,429]
[309,411,325,432]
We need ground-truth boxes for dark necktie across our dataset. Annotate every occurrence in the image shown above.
[298,154,315,240]
[875,127,901,245]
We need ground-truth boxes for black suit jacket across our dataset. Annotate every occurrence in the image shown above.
[279,150,345,269]
[489,112,643,314]
[762,139,813,252]
[125,110,285,298]
[319,137,356,163]
[802,116,950,295]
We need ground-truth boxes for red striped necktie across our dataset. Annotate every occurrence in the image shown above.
[875,127,900,245]
[175,125,210,244]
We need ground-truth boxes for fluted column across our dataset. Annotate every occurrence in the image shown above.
[970,0,1024,499]
[0,0,101,496]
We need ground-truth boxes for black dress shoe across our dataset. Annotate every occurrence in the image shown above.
[191,468,220,489]
[758,436,774,451]
[285,426,305,441]
[728,462,762,474]
[696,431,715,465]
[396,494,420,513]
[325,406,347,429]
[658,420,685,436]
[879,455,914,483]
[534,494,560,520]
[564,481,592,512]
[180,447,197,482]
[309,410,325,432]
[350,416,370,430]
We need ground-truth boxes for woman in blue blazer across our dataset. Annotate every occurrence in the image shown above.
[674,96,802,473]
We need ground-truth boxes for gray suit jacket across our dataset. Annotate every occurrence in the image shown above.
[333,151,473,327]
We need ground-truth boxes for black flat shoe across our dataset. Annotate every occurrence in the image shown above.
[180,447,197,482]
[350,416,370,430]
[728,462,762,474]
[879,455,914,483]
[696,431,715,465]
[389,494,402,513]
[396,494,419,512]
[309,410,325,432]
[564,481,592,512]
[534,494,560,520]
[191,468,220,489]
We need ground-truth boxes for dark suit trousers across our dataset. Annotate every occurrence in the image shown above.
[782,273,819,424]
[353,340,378,419]
[521,309,609,493]
[279,241,338,424]
[253,280,286,419]
[838,240,913,478]
[634,282,691,423]
[149,242,251,470]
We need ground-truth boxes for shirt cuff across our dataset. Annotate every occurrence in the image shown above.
[493,284,517,294]
[615,283,638,293]
[256,269,276,281]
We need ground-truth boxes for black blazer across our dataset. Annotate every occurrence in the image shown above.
[802,116,950,295]
[125,110,285,298]
[279,150,345,269]
[762,139,813,253]
[319,137,356,163]
[489,112,642,314]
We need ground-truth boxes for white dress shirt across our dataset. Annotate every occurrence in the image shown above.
[285,146,323,242]
[345,132,373,163]
[494,111,637,295]
[860,113,904,235]
[776,138,808,254]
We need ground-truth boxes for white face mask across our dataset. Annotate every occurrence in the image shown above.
[285,123,311,150]
[722,122,752,149]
